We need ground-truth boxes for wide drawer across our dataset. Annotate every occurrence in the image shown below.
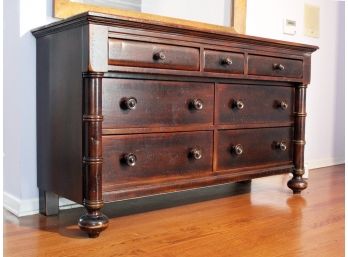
[102,131,213,186]
[102,79,214,129]
[248,55,303,78]
[216,127,293,171]
[216,84,294,125]
[203,50,244,74]
[108,39,200,71]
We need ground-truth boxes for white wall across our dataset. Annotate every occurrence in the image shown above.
[3,0,344,216]
[3,0,57,215]
[246,0,345,168]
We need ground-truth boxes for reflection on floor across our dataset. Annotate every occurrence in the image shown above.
[4,165,344,257]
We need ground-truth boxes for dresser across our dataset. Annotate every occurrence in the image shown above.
[32,12,318,238]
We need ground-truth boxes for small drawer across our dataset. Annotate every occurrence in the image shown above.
[102,79,214,128]
[216,127,293,171]
[103,131,213,186]
[248,55,303,78]
[203,50,244,74]
[216,84,294,125]
[108,39,199,71]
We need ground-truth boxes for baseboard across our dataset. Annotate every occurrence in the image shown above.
[3,192,82,217]
[58,198,82,210]
[4,157,344,217]
[3,192,38,217]
[306,157,345,170]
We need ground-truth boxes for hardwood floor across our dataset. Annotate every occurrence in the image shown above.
[4,165,344,257]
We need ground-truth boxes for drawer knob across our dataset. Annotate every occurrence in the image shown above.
[190,98,204,110]
[233,100,244,110]
[276,142,287,151]
[232,144,244,155]
[189,148,202,160]
[153,52,166,61]
[221,57,233,65]
[121,97,137,110]
[279,101,288,110]
[273,63,285,71]
[123,153,137,167]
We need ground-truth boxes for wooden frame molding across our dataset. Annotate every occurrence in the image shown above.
[232,0,247,34]
[54,0,246,34]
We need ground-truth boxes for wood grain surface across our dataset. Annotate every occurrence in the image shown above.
[215,84,294,125]
[4,165,344,257]
[102,79,214,129]
[102,131,213,187]
[216,127,293,171]
[203,50,244,74]
[248,55,303,78]
[108,39,200,71]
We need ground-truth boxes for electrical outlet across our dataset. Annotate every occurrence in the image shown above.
[283,18,296,35]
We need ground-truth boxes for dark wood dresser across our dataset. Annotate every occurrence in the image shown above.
[32,12,318,238]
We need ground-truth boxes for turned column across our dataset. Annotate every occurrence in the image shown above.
[78,72,109,237]
[288,84,308,194]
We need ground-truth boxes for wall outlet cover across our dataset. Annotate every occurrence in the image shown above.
[304,4,320,38]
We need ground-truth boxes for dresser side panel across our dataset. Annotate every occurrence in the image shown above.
[36,26,87,203]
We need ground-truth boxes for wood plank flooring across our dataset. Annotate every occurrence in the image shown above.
[4,165,344,257]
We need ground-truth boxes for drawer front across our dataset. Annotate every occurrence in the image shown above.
[248,55,303,78]
[103,131,213,186]
[203,50,244,74]
[108,39,200,71]
[217,127,293,171]
[216,84,294,125]
[102,79,214,128]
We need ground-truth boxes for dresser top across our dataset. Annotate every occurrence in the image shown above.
[32,12,318,53]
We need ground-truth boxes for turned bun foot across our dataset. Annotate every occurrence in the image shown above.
[78,211,109,238]
[287,176,308,194]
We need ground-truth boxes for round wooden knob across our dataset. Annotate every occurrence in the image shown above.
[153,52,166,60]
[273,63,285,70]
[189,148,202,160]
[233,100,244,110]
[122,97,137,110]
[279,101,288,110]
[190,98,204,110]
[277,142,287,151]
[221,57,233,65]
[233,144,243,155]
[123,153,137,166]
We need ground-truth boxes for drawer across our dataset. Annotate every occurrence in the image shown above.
[248,55,303,78]
[102,79,214,128]
[216,127,293,171]
[216,84,294,125]
[203,50,244,74]
[102,131,213,186]
[108,39,199,71]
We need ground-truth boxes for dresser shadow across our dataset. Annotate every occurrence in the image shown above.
[103,180,252,218]
[11,181,251,239]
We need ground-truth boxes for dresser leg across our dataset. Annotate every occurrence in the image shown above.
[288,172,307,194]
[79,72,109,238]
[288,85,308,194]
[39,189,59,216]
[78,207,109,238]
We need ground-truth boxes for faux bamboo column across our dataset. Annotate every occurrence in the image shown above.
[288,84,308,193]
[78,72,109,237]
